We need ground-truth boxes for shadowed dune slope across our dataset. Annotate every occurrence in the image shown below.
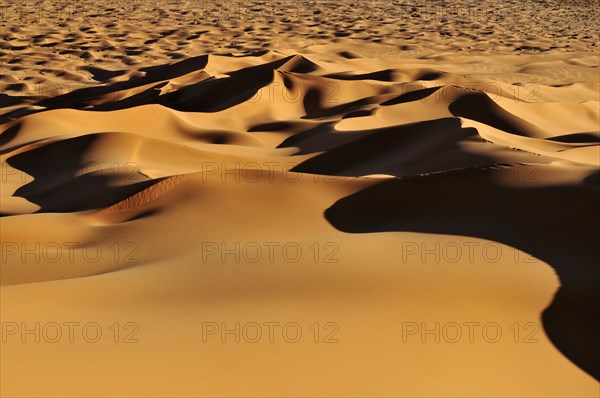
[325,164,600,379]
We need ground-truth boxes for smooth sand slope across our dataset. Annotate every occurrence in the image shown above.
[1,0,599,396]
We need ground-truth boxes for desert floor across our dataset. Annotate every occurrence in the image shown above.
[1,0,599,397]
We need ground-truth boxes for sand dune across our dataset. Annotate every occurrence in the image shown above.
[1,0,599,396]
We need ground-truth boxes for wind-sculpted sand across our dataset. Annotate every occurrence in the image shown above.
[1,0,599,396]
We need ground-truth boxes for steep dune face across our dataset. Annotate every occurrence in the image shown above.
[1,1,600,394]
[325,164,600,379]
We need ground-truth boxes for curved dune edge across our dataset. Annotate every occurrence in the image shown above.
[324,163,599,379]
[106,174,187,213]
